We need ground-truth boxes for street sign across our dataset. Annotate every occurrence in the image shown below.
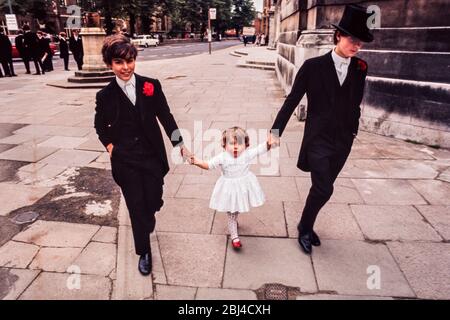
[209,8,216,20]
[5,14,18,31]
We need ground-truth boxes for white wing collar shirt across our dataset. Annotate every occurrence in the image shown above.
[331,47,351,86]
[116,74,137,106]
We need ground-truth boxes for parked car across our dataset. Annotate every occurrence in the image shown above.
[8,35,57,59]
[131,35,159,48]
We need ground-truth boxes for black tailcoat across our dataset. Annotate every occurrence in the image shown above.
[271,51,368,172]
[94,74,183,177]
[94,74,183,254]
[59,38,69,58]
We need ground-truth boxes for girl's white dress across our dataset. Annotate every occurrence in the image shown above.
[208,143,268,213]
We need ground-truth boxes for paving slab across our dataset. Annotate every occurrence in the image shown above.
[0,123,29,139]
[408,180,450,205]
[155,284,197,300]
[340,160,388,178]
[76,138,105,152]
[377,160,439,179]
[158,232,226,288]
[0,241,39,268]
[295,177,363,204]
[72,242,116,276]
[0,144,15,154]
[351,205,442,241]
[12,124,58,137]
[174,183,215,200]
[415,205,450,240]
[196,288,257,300]
[150,233,167,285]
[38,149,101,167]
[258,177,300,201]
[348,143,386,159]
[377,144,434,160]
[0,133,50,145]
[29,247,83,272]
[0,144,58,162]
[19,272,111,300]
[13,220,99,247]
[388,242,450,299]
[223,237,317,292]
[156,198,214,234]
[351,179,427,205]
[17,164,67,185]
[312,240,415,298]
[163,174,185,198]
[0,216,21,247]
[114,225,153,300]
[92,226,117,243]
[0,268,40,300]
[38,136,89,149]
[284,202,364,240]
[0,183,52,216]
[211,201,287,237]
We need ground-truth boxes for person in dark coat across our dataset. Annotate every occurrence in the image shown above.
[15,30,31,74]
[23,25,45,75]
[69,29,83,70]
[59,32,70,71]
[37,31,53,72]
[94,35,191,276]
[268,5,374,255]
[0,28,16,77]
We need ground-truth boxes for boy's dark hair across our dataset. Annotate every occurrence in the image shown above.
[333,29,349,45]
[102,34,138,65]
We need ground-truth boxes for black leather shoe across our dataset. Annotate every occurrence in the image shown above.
[138,253,152,276]
[311,230,321,246]
[297,232,312,255]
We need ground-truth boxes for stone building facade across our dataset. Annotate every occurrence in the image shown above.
[273,0,450,148]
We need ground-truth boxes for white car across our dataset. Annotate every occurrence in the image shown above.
[131,35,159,48]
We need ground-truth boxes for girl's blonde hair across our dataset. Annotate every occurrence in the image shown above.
[221,126,250,148]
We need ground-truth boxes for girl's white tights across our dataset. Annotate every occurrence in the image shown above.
[227,212,239,240]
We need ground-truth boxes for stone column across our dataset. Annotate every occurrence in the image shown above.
[66,12,115,86]
[79,27,109,72]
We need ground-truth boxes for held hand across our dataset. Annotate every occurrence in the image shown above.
[180,145,192,163]
[267,132,280,150]
[189,155,197,165]
[107,143,114,158]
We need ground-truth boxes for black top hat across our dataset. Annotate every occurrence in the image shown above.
[332,4,374,43]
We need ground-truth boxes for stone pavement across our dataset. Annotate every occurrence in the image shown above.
[0,45,449,300]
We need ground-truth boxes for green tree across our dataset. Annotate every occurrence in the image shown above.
[232,0,255,35]
[0,0,52,31]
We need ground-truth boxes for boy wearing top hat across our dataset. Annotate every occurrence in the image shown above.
[268,4,374,254]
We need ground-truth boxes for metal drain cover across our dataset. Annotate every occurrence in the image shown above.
[263,283,288,300]
[11,211,39,225]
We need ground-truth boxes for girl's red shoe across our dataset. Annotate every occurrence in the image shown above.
[232,238,242,249]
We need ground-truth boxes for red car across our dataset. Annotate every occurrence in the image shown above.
[9,35,57,59]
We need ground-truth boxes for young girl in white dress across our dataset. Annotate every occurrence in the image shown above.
[190,127,270,249]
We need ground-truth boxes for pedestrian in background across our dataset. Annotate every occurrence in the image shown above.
[0,28,16,77]
[15,29,31,74]
[59,32,70,71]
[37,31,53,72]
[69,29,84,70]
[23,25,44,75]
